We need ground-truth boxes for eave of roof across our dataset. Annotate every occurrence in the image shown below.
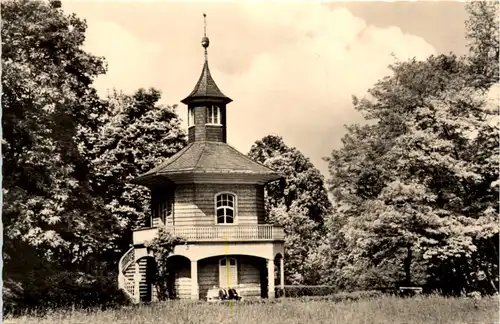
[132,141,283,186]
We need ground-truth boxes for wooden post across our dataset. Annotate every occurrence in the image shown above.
[267,258,275,299]
[280,257,285,291]
[191,260,199,300]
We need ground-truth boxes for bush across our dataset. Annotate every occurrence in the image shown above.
[274,286,384,302]
[279,285,338,298]
[3,271,132,316]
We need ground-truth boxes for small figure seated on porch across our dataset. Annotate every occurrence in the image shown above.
[227,288,242,301]
[218,288,227,300]
[206,286,243,302]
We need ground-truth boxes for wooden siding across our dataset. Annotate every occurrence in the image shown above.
[238,256,264,298]
[174,263,192,299]
[198,259,219,299]
[174,184,202,226]
[206,125,224,142]
[173,184,266,226]
[151,186,174,228]
[193,105,207,142]
[197,256,264,299]
[255,186,266,224]
[188,126,195,143]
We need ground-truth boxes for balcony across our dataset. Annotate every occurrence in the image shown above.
[133,225,285,245]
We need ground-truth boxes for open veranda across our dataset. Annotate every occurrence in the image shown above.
[4,294,498,324]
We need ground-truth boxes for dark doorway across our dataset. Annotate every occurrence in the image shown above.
[142,257,156,302]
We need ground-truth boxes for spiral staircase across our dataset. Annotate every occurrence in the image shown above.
[118,248,155,303]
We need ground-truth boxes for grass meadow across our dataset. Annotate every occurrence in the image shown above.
[4,294,499,324]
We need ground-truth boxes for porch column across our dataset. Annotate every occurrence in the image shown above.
[280,257,285,289]
[134,261,141,302]
[191,260,199,300]
[267,258,275,299]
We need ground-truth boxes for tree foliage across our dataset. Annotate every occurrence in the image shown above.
[465,1,499,90]
[144,229,185,301]
[248,135,332,284]
[323,1,499,295]
[248,135,331,225]
[2,0,187,312]
[2,0,115,268]
[1,0,129,312]
[78,88,187,251]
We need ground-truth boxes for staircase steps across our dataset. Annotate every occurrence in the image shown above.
[119,249,158,302]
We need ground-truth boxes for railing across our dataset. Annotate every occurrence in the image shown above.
[118,248,137,303]
[171,225,285,241]
[133,225,285,245]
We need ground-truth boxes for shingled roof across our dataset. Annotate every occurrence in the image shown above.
[132,142,282,185]
[181,60,232,105]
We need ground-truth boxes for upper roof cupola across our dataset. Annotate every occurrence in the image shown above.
[182,14,232,143]
[130,14,284,187]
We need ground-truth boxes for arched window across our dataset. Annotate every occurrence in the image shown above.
[206,105,221,125]
[216,193,235,224]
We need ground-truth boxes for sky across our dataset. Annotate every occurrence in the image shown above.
[63,1,470,177]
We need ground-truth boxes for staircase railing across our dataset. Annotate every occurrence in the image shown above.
[118,247,138,303]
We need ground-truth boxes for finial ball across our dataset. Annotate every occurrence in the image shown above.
[202,36,210,48]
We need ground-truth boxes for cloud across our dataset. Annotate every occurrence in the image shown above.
[65,2,436,176]
[83,21,164,94]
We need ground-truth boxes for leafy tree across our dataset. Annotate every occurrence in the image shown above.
[78,88,187,252]
[248,135,332,284]
[324,56,498,294]
[2,0,116,269]
[465,1,499,90]
[322,2,499,294]
[1,0,128,312]
[248,135,331,225]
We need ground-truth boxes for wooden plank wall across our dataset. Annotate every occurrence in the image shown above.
[174,265,192,299]
[151,186,174,228]
[173,184,266,226]
[238,256,263,298]
[198,258,219,299]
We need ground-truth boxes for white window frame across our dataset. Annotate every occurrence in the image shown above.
[188,107,195,127]
[206,105,221,125]
[214,192,237,225]
[219,257,238,288]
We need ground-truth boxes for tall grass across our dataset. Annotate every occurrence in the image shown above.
[4,295,498,324]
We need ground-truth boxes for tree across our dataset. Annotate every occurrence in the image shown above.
[322,3,499,293]
[324,51,499,293]
[2,0,116,269]
[248,135,332,284]
[78,88,187,252]
[248,135,331,225]
[1,0,126,311]
[465,1,499,90]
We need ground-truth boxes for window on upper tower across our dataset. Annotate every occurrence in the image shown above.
[215,193,235,224]
[188,107,195,127]
[206,105,221,125]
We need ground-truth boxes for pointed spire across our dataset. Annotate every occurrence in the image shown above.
[181,13,232,105]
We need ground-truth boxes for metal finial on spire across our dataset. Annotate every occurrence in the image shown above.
[203,13,207,37]
[201,13,210,58]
